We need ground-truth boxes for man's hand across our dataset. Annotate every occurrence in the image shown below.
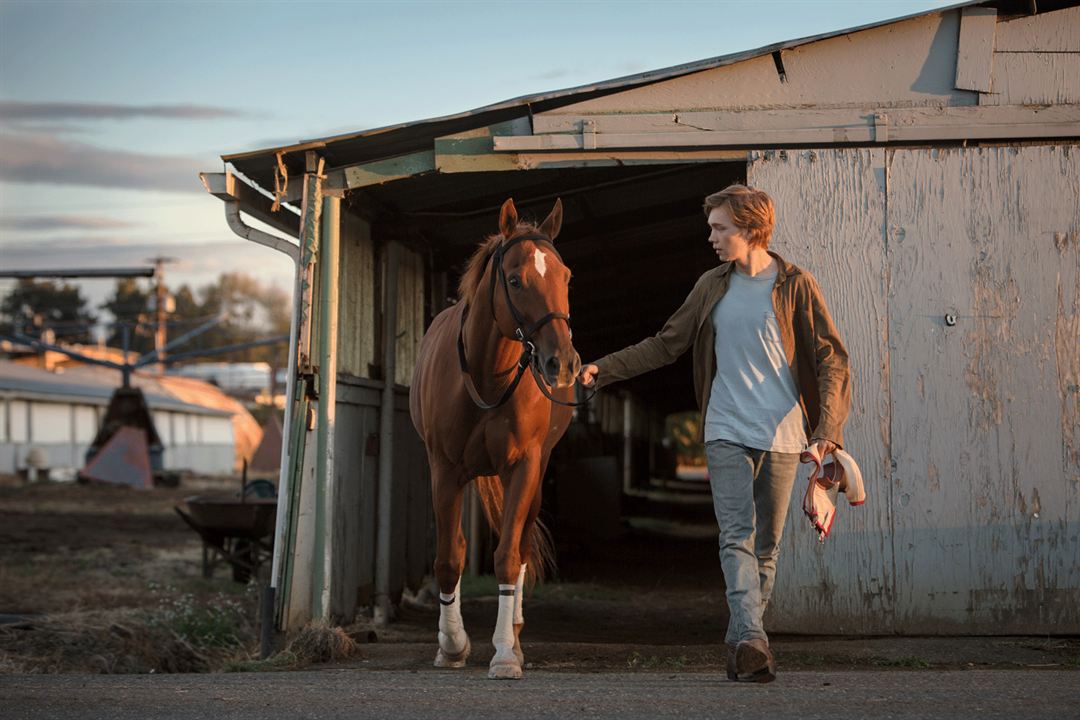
[579,363,599,387]
[811,437,837,458]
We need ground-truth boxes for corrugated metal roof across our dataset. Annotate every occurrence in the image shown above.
[221,0,1056,192]
[0,361,231,417]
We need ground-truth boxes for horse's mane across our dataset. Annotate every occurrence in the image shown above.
[456,221,540,302]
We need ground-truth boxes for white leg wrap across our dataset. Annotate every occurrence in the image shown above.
[491,584,518,664]
[438,578,467,655]
[513,564,526,625]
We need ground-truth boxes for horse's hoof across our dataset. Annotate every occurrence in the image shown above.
[488,660,523,679]
[434,636,471,668]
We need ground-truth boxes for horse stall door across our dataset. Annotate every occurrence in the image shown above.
[748,148,895,633]
[886,146,1080,633]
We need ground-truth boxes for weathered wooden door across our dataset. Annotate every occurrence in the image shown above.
[886,146,1079,633]
[750,144,1080,633]
[749,148,895,633]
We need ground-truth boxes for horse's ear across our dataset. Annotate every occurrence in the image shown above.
[499,198,519,239]
[539,198,563,242]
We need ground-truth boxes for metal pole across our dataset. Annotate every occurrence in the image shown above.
[154,259,167,374]
[313,194,340,620]
[121,325,132,389]
[374,241,400,625]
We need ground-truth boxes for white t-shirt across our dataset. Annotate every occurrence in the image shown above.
[703,267,807,452]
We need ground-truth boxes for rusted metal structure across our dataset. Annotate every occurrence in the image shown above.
[202,0,1079,634]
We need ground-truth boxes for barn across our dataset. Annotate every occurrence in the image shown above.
[0,360,239,477]
[200,0,1080,634]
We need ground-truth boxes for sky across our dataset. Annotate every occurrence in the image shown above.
[0,0,955,335]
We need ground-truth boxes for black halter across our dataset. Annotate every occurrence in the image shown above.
[457,232,592,410]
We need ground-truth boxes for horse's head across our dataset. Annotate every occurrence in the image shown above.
[493,197,580,389]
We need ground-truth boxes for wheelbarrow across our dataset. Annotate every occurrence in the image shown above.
[175,492,276,583]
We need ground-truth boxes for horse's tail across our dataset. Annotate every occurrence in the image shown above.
[473,475,556,585]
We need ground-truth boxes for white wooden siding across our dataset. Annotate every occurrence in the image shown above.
[73,406,97,444]
[980,6,1080,106]
[174,412,189,445]
[394,246,426,386]
[994,5,1080,51]
[337,210,376,378]
[153,411,172,445]
[545,12,973,116]
[749,147,894,634]
[202,416,234,445]
[30,403,70,444]
[886,145,1079,632]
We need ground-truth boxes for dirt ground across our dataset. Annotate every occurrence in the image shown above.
[1,478,1077,675]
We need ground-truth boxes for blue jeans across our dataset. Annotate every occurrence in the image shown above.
[705,440,800,646]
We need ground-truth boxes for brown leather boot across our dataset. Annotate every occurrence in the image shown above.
[735,638,776,683]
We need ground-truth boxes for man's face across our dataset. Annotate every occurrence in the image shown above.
[707,204,752,263]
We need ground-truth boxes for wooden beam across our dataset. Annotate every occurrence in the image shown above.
[343,151,436,189]
[955,6,998,93]
[434,118,744,172]
[499,104,1080,152]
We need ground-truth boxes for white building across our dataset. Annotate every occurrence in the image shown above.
[0,360,236,477]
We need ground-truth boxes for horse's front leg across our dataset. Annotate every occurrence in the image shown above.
[511,485,543,667]
[489,452,540,680]
[431,463,470,668]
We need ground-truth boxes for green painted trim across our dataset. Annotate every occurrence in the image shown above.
[312,195,340,620]
[344,150,436,188]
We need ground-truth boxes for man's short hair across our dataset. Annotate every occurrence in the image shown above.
[703,184,775,249]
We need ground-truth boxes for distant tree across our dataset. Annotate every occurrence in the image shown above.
[0,278,97,345]
[99,278,153,353]
[160,273,291,365]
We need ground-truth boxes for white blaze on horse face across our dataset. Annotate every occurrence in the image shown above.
[533,248,548,278]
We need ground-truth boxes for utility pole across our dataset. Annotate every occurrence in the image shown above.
[146,256,177,374]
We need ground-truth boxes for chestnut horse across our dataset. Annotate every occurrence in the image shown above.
[410,198,580,679]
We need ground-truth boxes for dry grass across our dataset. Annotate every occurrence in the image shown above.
[0,478,266,674]
[285,620,360,664]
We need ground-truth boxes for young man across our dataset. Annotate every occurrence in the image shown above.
[579,184,851,682]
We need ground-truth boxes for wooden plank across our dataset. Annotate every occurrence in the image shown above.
[981,52,1080,106]
[748,147,894,634]
[994,5,1080,52]
[496,114,1080,151]
[514,150,745,169]
[343,151,436,189]
[538,13,971,115]
[495,128,878,151]
[534,105,1080,136]
[955,6,997,93]
[394,246,425,387]
[887,145,1080,633]
[437,119,743,172]
[434,119,527,173]
[336,210,376,379]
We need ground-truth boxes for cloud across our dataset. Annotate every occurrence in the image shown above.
[0,215,139,231]
[0,101,250,121]
[0,131,207,193]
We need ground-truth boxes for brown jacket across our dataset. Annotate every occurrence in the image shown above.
[593,252,851,447]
